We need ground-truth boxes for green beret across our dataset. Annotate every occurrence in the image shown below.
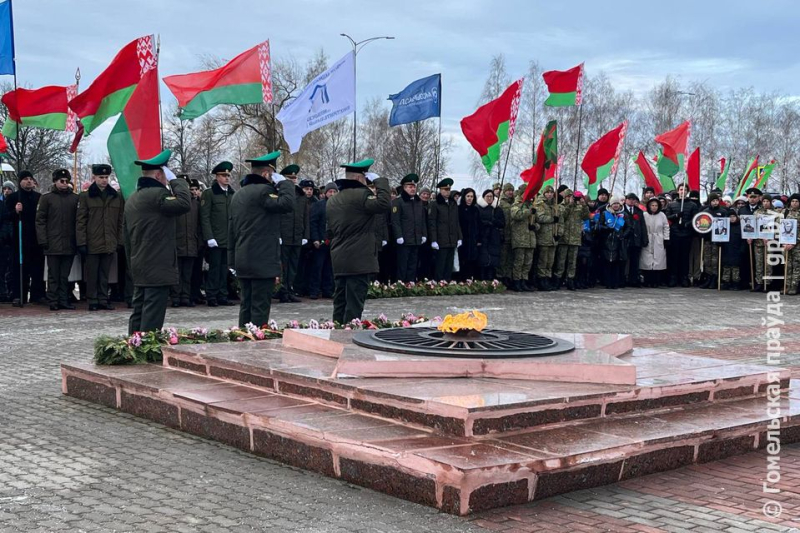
[400,173,419,185]
[52,168,71,182]
[135,149,172,170]
[280,164,300,176]
[92,164,112,176]
[211,161,233,174]
[246,150,281,168]
[436,177,454,189]
[340,158,374,174]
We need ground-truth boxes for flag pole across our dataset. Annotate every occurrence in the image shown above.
[271,103,277,152]
[435,74,442,182]
[71,68,80,193]
[572,102,583,191]
[8,0,21,173]
[497,130,516,195]
[156,34,164,149]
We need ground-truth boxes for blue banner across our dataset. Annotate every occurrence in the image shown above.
[388,73,440,127]
[0,0,14,75]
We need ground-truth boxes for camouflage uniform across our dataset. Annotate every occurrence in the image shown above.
[553,191,589,281]
[785,207,800,295]
[753,206,780,288]
[497,183,515,280]
[510,192,537,282]
[534,189,558,280]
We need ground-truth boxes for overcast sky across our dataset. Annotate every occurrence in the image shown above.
[8,0,800,187]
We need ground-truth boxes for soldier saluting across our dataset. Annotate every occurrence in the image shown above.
[124,150,191,334]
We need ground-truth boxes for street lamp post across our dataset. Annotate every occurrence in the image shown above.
[340,33,395,161]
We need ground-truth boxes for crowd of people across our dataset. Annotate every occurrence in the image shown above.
[1,156,798,333]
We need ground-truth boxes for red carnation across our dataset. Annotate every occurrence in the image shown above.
[633,214,640,220]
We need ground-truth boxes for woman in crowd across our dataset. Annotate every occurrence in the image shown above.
[457,188,482,280]
[596,196,631,289]
[477,189,505,281]
[640,197,669,287]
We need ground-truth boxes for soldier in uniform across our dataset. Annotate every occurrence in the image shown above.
[534,185,558,291]
[36,169,79,311]
[276,164,308,303]
[308,182,337,299]
[750,194,778,292]
[326,159,391,324]
[228,151,294,327]
[76,164,124,311]
[554,189,590,290]
[785,194,800,295]
[171,177,202,307]
[200,161,235,307]
[497,182,515,285]
[510,184,537,292]
[391,173,427,282]
[124,150,191,333]
[188,180,206,304]
[293,178,316,297]
[428,177,461,281]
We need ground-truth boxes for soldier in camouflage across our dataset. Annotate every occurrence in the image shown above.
[553,189,590,291]
[509,185,537,292]
[784,194,800,295]
[534,185,559,291]
[497,183,515,284]
[751,194,780,292]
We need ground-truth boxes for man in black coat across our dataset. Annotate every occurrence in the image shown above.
[4,171,45,306]
[664,184,700,287]
[0,180,15,301]
[391,173,427,282]
[737,187,762,288]
[623,193,648,287]
[276,164,308,303]
[698,193,729,289]
[428,178,462,281]
[308,182,337,299]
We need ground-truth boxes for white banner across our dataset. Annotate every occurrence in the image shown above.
[277,52,355,153]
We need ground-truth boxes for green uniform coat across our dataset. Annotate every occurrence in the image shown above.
[76,183,124,254]
[510,196,537,249]
[534,197,558,246]
[558,201,590,247]
[280,187,309,245]
[36,186,79,255]
[176,196,201,258]
[200,182,234,247]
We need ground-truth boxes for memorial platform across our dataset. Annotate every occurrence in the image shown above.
[61,330,800,515]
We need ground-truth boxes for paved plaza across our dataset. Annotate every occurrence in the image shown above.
[1,288,799,532]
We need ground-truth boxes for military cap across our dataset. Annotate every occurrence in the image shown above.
[177,173,190,180]
[503,182,515,192]
[211,161,233,174]
[745,187,762,196]
[18,170,34,180]
[280,164,300,176]
[299,179,315,189]
[436,177,454,189]
[707,193,720,202]
[400,173,419,185]
[92,164,112,176]
[562,188,573,196]
[188,179,201,188]
[516,183,527,193]
[135,149,172,170]
[625,192,639,201]
[52,168,71,182]
[542,185,555,194]
[597,188,609,197]
[340,158,374,174]
[324,182,338,193]
[246,150,281,168]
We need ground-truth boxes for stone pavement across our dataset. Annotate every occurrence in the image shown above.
[1,287,799,532]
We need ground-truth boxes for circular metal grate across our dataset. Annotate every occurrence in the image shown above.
[352,327,574,358]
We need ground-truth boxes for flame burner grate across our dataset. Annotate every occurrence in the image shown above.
[352,327,574,358]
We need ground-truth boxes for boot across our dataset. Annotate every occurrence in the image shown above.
[539,277,551,291]
[668,276,678,288]
[566,279,576,291]
[550,276,561,291]
[522,280,535,292]
[510,280,520,292]
[751,284,763,293]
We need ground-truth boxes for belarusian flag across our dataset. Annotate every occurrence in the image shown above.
[542,63,583,107]
[107,63,161,198]
[1,85,78,139]
[0,131,8,158]
[656,150,677,191]
[522,120,557,201]
[686,147,700,191]
[69,35,157,134]
[633,151,662,195]
[754,159,776,190]
[581,121,628,200]
[543,154,563,190]
[461,78,523,174]
[655,120,691,173]
[164,40,273,120]
[715,157,730,191]
[733,157,759,198]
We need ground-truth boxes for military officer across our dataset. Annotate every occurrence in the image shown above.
[497,182,515,284]
[428,177,462,281]
[76,164,124,310]
[36,169,79,311]
[510,184,537,292]
[124,150,191,334]
[200,161,235,306]
[276,164,308,303]
[171,176,202,307]
[229,151,294,327]
[391,173,427,282]
[533,185,559,291]
[326,159,391,324]
[554,189,590,290]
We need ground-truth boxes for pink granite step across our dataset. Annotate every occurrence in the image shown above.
[61,363,800,515]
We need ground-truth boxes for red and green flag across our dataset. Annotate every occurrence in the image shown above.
[686,147,700,191]
[715,157,730,191]
[733,156,759,198]
[461,78,523,174]
[69,35,157,134]
[542,63,583,107]
[543,154,564,190]
[0,131,8,158]
[521,120,558,201]
[581,121,628,200]
[754,159,776,190]
[164,40,273,120]
[655,150,677,191]
[633,151,662,195]
[107,62,161,198]
[655,120,691,174]
[1,85,78,139]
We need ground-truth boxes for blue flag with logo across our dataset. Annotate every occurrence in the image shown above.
[388,74,441,127]
[0,0,14,75]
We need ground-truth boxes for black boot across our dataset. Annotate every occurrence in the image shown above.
[550,276,560,291]
[566,278,576,291]
[521,280,535,292]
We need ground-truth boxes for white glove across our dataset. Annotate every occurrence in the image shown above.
[365,172,379,181]
[431,242,439,250]
[207,239,218,248]
[302,239,308,246]
[163,167,177,182]
[421,236,427,244]
[279,238,283,245]
[271,172,285,184]
[457,240,463,248]
[229,268,237,276]
[396,237,404,245]
[381,240,387,247]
